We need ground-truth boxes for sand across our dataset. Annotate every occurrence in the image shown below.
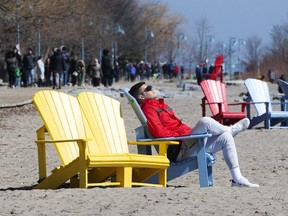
[0,79,287,216]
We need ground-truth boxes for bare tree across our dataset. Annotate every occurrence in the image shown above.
[0,0,186,73]
[244,35,262,74]
[193,18,212,64]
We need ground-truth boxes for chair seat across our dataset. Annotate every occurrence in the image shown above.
[129,154,170,167]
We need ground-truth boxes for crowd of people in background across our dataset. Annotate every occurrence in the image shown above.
[3,45,288,91]
[2,45,185,89]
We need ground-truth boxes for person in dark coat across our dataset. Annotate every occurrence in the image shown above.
[22,48,36,87]
[5,51,18,88]
[50,48,66,89]
[101,49,113,87]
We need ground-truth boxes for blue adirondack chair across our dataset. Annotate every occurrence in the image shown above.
[244,78,288,128]
[123,89,216,187]
[278,79,288,111]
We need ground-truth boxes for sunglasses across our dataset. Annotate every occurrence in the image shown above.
[140,85,153,94]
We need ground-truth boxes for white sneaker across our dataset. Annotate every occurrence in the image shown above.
[231,179,259,188]
[231,118,250,137]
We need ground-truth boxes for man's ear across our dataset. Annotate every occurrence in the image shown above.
[138,94,145,101]
[137,94,146,103]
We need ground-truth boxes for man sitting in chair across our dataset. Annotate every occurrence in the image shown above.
[129,82,259,188]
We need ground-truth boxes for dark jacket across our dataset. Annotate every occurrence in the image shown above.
[23,53,35,70]
[50,51,66,72]
[101,54,112,77]
[5,53,18,74]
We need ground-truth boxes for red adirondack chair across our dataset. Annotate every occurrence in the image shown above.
[200,80,247,125]
[203,55,224,82]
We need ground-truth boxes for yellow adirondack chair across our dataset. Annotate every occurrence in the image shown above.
[33,90,173,188]
[77,92,177,187]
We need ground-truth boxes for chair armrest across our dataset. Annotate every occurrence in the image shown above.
[270,101,288,105]
[227,102,248,112]
[227,102,248,106]
[202,100,223,116]
[128,140,179,145]
[129,133,212,156]
[134,133,212,142]
[35,138,91,144]
[128,140,179,156]
[35,138,91,181]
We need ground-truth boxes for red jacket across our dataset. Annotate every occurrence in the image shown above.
[140,98,192,138]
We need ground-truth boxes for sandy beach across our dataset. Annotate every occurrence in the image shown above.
[0,79,288,215]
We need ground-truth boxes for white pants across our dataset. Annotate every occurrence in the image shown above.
[176,117,239,170]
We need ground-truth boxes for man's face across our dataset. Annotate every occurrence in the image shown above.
[138,84,157,101]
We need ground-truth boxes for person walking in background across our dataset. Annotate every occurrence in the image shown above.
[61,46,70,86]
[267,69,275,83]
[278,74,286,93]
[173,63,179,78]
[4,51,18,88]
[124,60,130,81]
[113,60,120,83]
[180,65,185,80]
[69,53,78,86]
[50,48,66,89]
[161,62,169,79]
[76,60,86,86]
[44,57,52,87]
[130,63,136,82]
[87,58,102,87]
[36,55,45,87]
[12,46,22,87]
[22,48,36,87]
[101,49,113,87]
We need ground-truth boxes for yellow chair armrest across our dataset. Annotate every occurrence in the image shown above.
[128,140,179,156]
[128,141,179,145]
[35,138,91,144]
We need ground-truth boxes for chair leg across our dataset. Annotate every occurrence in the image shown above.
[116,167,132,187]
[196,139,214,187]
[158,169,167,187]
[79,164,88,188]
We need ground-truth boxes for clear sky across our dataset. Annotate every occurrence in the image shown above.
[158,0,288,45]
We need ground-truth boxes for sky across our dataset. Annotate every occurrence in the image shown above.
[157,0,288,45]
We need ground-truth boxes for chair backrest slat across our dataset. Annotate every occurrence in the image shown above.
[200,80,228,115]
[77,92,129,154]
[33,90,98,165]
[244,78,272,115]
[210,55,224,81]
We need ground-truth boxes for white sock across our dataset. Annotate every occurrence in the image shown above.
[230,167,242,182]
[230,167,259,187]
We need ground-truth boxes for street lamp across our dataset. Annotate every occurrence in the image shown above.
[176,32,187,85]
[229,37,237,80]
[37,31,41,56]
[112,24,125,65]
[81,38,85,61]
[237,39,246,72]
[15,0,20,45]
[81,21,94,61]
[144,28,155,62]
[205,35,214,65]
